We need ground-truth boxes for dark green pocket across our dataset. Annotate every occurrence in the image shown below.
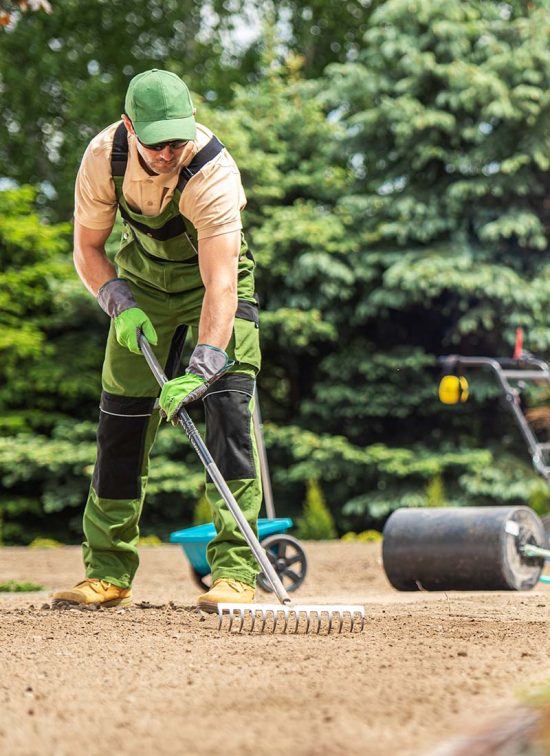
[233,316,261,372]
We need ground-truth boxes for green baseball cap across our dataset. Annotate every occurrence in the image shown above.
[125,69,196,144]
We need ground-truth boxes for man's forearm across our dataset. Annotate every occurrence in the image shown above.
[74,245,117,298]
[196,230,240,350]
[73,221,117,298]
[198,285,237,349]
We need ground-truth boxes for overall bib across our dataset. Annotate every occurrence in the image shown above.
[83,124,262,589]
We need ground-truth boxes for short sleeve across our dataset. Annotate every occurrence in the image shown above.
[179,151,247,241]
[74,141,118,230]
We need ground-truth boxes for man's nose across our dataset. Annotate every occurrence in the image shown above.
[158,146,175,160]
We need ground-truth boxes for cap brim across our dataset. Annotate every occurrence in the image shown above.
[133,116,196,144]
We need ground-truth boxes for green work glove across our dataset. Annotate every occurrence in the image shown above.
[97,277,158,355]
[159,344,234,421]
[114,307,158,355]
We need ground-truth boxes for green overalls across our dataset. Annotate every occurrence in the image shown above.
[83,123,262,589]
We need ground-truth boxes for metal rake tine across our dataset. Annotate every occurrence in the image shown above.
[286,607,294,633]
[273,607,287,633]
[237,608,246,633]
[316,611,322,635]
[216,604,250,632]
[342,610,349,633]
[351,608,365,633]
[215,603,365,634]
[292,609,300,634]
[219,606,235,632]
[288,604,367,634]
[283,607,290,633]
[295,606,334,634]
[323,606,348,634]
[292,608,304,633]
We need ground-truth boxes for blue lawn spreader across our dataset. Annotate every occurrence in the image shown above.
[170,517,307,592]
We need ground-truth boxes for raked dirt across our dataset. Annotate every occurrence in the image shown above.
[0,541,549,755]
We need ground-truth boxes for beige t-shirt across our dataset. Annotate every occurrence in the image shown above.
[74,121,246,241]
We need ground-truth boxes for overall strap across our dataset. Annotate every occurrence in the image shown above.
[111,122,129,178]
[176,136,224,191]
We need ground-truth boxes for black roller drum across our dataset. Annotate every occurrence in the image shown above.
[382,506,546,591]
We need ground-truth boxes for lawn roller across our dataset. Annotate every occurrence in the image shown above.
[170,388,308,595]
[139,333,364,633]
[382,332,550,591]
[383,505,547,591]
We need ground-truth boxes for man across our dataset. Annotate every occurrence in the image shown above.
[53,69,262,612]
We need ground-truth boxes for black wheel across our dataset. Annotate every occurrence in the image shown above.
[190,567,211,591]
[257,534,307,593]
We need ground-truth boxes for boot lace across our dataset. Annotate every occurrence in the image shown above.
[75,578,112,593]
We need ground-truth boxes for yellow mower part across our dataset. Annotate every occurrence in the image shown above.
[438,375,469,404]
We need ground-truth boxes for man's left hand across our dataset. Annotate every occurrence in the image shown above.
[158,344,234,421]
[159,372,209,421]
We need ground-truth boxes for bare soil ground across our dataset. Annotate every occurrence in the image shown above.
[0,542,549,756]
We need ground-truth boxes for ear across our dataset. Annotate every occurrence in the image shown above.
[121,113,135,134]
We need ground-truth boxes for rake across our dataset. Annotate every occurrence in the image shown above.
[138,333,365,634]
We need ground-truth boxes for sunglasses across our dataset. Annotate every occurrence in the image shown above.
[137,137,189,152]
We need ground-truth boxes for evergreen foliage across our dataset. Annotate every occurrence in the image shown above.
[192,493,212,527]
[425,474,447,508]
[295,478,337,540]
[1,1,549,543]
[314,0,550,520]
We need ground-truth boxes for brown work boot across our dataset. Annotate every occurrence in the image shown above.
[52,578,132,608]
[197,578,255,613]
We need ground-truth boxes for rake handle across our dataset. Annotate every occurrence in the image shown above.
[138,332,291,606]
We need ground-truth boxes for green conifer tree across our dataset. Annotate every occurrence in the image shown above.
[296,479,338,540]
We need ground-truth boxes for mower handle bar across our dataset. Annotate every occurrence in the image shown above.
[439,354,550,482]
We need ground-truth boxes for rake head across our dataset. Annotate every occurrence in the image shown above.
[216,603,365,634]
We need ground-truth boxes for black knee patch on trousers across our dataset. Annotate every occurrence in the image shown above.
[92,392,156,499]
[203,374,256,480]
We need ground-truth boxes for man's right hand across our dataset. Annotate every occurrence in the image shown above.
[95,277,158,354]
[114,307,158,354]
